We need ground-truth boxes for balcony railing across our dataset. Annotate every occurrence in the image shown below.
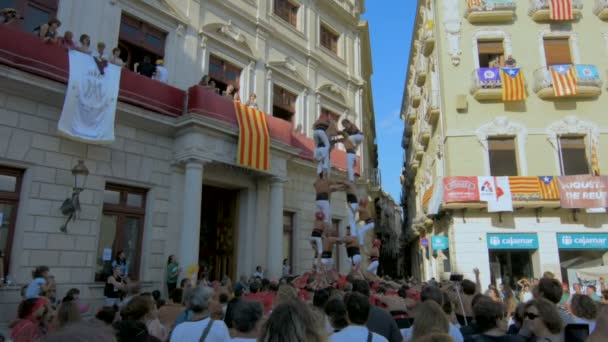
[529,0,583,21]
[422,21,435,56]
[594,0,608,20]
[471,68,503,101]
[415,56,427,86]
[406,107,417,125]
[368,168,382,189]
[410,87,422,108]
[532,65,602,99]
[426,90,440,125]
[465,0,517,23]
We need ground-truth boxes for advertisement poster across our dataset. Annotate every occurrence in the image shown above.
[557,176,608,209]
[443,177,480,203]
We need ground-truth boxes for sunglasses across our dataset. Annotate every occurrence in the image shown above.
[524,312,540,320]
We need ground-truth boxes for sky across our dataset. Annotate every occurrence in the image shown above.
[362,2,417,203]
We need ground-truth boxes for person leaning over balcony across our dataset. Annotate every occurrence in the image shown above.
[38,18,61,44]
[154,59,169,83]
[60,31,77,50]
[77,34,92,55]
[1,8,22,26]
[246,93,258,109]
[110,47,124,67]
[505,55,517,68]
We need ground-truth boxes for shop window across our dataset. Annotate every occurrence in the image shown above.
[477,40,504,68]
[0,167,23,276]
[118,13,167,71]
[273,84,297,122]
[283,212,294,274]
[0,0,58,33]
[488,137,518,176]
[320,24,339,55]
[274,0,298,27]
[559,136,589,176]
[209,55,242,95]
[543,37,572,66]
[95,184,147,281]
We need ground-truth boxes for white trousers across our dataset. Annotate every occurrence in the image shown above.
[316,200,331,224]
[357,221,375,245]
[310,236,323,256]
[313,129,331,175]
[347,152,356,182]
[367,260,379,275]
[348,133,364,147]
[348,203,359,233]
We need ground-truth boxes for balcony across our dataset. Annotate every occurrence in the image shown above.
[410,87,422,108]
[465,0,517,24]
[533,65,602,99]
[410,159,420,174]
[529,0,583,21]
[415,56,427,86]
[594,0,608,20]
[406,107,417,125]
[422,23,435,56]
[471,68,503,101]
[414,143,424,161]
[426,90,440,125]
[368,168,382,190]
[419,123,431,148]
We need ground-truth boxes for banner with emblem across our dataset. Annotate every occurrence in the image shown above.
[443,177,480,203]
[477,68,501,87]
[557,175,608,209]
[575,65,599,83]
[58,50,121,143]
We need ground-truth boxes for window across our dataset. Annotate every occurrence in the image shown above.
[95,184,147,281]
[0,167,23,276]
[320,24,339,55]
[331,219,341,272]
[0,0,58,33]
[559,137,589,175]
[209,55,242,95]
[283,212,294,274]
[274,0,298,27]
[488,137,518,176]
[118,13,167,70]
[477,40,504,68]
[273,85,297,122]
[543,37,572,66]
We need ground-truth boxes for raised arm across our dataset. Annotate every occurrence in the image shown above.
[474,268,481,294]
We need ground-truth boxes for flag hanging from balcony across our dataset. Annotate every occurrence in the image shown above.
[423,185,433,211]
[550,64,577,97]
[538,176,560,200]
[550,0,573,20]
[234,103,270,171]
[500,68,526,101]
[509,177,541,201]
[575,65,599,83]
[58,50,121,143]
[591,143,601,176]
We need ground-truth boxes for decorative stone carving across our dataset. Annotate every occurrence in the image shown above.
[442,0,462,66]
[547,116,599,147]
[199,36,208,49]
[219,21,246,44]
[176,24,185,37]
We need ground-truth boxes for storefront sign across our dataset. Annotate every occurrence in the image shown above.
[432,236,449,250]
[487,233,538,250]
[421,238,429,248]
[443,177,480,203]
[557,233,608,249]
[557,176,608,209]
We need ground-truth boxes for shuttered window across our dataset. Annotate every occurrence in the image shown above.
[274,0,298,27]
[321,24,339,55]
[477,40,504,68]
[544,38,572,66]
[488,137,518,176]
[559,137,589,175]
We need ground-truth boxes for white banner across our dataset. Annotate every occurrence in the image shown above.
[488,176,513,212]
[478,176,496,202]
[427,177,444,215]
[58,50,121,143]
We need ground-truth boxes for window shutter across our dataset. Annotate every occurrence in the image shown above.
[477,41,504,54]
[544,38,572,65]
[559,137,585,149]
[488,137,515,150]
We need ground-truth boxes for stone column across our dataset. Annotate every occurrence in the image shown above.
[267,177,285,280]
[179,160,205,268]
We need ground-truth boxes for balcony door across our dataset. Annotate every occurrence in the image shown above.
[477,40,504,68]
[544,37,572,66]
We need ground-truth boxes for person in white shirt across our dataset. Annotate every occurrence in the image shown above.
[154,59,169,83]
[230,300,263,341]
[330,292,388,342]
[170,286,231,342]
[253,266,264,279]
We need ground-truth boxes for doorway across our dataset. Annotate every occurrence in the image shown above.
[488,250,534,289]
[199,185,238,281]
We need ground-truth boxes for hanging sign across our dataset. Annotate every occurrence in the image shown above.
[431,236,449,250]
[557,176,608,209]
[420,238,429,248]
[557,233,608,249]
[487,233,538,250]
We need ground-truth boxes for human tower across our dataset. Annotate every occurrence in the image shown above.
[304,113,381,287]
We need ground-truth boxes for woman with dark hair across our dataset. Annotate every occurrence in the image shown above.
[25,266,53,299]
[325,297,348,334]
[10,297,49,342]
[56,297,81,328]
[77,34,92,55]
[112,251,128,278]
[471,296,523,341]
[104,265,126,306]
[523,298,563,342]
[38,18,61,44]
[570,294,598,333]
[167,255,180,294]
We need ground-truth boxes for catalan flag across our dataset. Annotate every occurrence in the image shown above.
[500,68,527,101]
[467,0,483,9]
[591,143,601,176]
[550,0,573,21]
[538,176,560,200]
[423,185,434,210]
[234,102,270,171]
[550,65,577,97]
[509,177,541,200]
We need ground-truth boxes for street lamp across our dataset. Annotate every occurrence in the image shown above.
[60,160,89,233]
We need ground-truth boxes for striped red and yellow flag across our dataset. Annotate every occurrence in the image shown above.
[234,102,270,171]
[591,143,601,176]
[500,68,526,101]
[423,185,434,210]
[509,177,541,199]
[467,0,483,9]
[538,176,560,200]
[550,65,577,97]
[550,0,573,20]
